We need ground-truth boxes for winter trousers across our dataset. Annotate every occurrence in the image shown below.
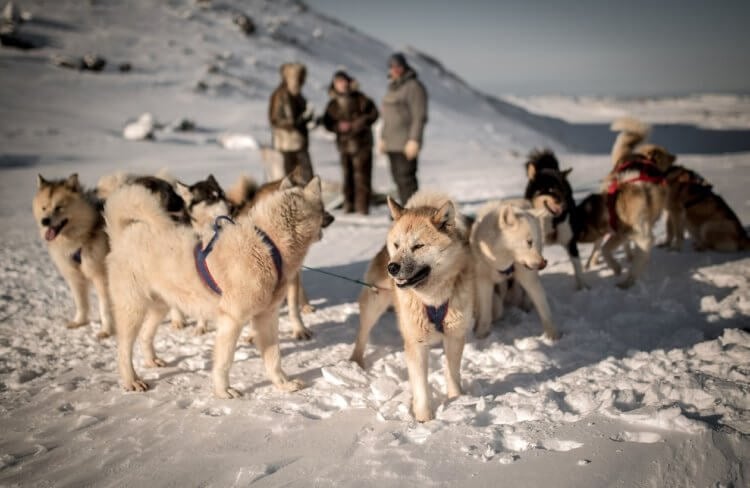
[340,148,373,214]
[282,149,314,183]
[387,152,419,205]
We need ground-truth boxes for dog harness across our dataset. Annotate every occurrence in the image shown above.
[606,158,666,230]
[194,216,283,295]
[71,248,82,265]
[425,301,449,334]
[498,263,514,277]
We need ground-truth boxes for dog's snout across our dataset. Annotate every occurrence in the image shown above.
[538,258,547,270]
[387,262,400,276]
[41,217,51,226]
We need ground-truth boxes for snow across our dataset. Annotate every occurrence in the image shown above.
[1,1,749,486]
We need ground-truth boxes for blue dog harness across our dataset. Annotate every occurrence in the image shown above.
[425,301,449,333]
[194,216,283,295]
[498,263,514,277]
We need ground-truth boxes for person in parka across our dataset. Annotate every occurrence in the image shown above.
[321,70,379,214]
[268,62,315,182]
[380,52,428,204]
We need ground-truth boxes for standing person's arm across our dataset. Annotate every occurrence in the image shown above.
[269,91,296,130]
[407,81,428,145]
[321,100,338,133]
[352,96,379,131]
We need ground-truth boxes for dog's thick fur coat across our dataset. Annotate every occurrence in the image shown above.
[33,174,113,338]
[105,176,326,398]
[470,199,559,340]
[351,191,474,421]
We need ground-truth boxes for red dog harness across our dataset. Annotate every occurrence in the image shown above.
[606,158,666,230]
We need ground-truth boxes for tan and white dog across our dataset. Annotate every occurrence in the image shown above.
[105,176,327,398]
[351,192,474,422]
[470,199,559,340]
[602,118,674,288]
[32,174,113,338]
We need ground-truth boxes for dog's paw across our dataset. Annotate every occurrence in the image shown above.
[349,354,366,370]
[215,387,242,399]
[124,379,149,392]
[170,319,186,330]
[544,329,561,341]
[616,277,635,289]
[192,325,208,336]
[66,320,89,329]
[243,334,255,345]
[292,327,313,341]
[278,378,305,392]
[301,304,316,314]
[414,408,434,423]
[96,330,112,340]
[473,325,491,340]
[144,357,166,368]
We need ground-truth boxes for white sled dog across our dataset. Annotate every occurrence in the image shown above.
[32,174,113,338]
[470,200,560,340]
[105,176,327,398]
[352,192,475,422]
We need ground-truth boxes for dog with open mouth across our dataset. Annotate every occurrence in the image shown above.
[351,191,474,422]
[524,149,589,290]
[32,173,113,338]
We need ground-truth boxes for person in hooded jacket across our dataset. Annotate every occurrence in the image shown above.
[268,62,315,182]
[380,52,428,205]
[321,70,379,214]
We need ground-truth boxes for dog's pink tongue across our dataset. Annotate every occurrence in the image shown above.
[45,227,57,241]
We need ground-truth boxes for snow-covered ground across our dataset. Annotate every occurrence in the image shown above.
[1,1,748,486]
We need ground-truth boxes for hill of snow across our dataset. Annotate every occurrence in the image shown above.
[0,1,748,486]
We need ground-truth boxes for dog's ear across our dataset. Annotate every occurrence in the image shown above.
[279,176,295,191]
[37,174,49,189]
[207,174,219,186]
[65,173,81,192]
[499,205,518,228]
[432,200,455,230]
[174,181,192,203]
[387,196,404,221]
[526,162,536,180]
[304,175,321,199]
[562,167,573,178]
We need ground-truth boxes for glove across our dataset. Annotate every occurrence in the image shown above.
[404,139,420,160]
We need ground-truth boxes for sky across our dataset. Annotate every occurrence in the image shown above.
[307,0,750,97]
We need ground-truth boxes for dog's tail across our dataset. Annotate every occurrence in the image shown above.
[96,171,131,200]
[610,117,650,167]
[104,184,172,242]
[226,174,258,208]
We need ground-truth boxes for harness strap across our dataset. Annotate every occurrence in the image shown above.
[254,227,283,282]
[425,301,449,334]
[194,215,235,295]
[194,216,284,295]
[498,263,514,277]
[71,248,82,265]
[607,159,666,230]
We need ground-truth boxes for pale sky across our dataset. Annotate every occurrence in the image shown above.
[308,0,750,97]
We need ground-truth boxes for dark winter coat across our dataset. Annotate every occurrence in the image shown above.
[322,85,379,155]
[381,68,428,152]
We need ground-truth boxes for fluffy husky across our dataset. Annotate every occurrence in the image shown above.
[662,166,749,252]
[228,169,334,340]
[524,149,588,289]
[32,174,113,338]
[351,192,474,422]
[601,118,674,288]
[471,199,560,340]
[105,176,327,398]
